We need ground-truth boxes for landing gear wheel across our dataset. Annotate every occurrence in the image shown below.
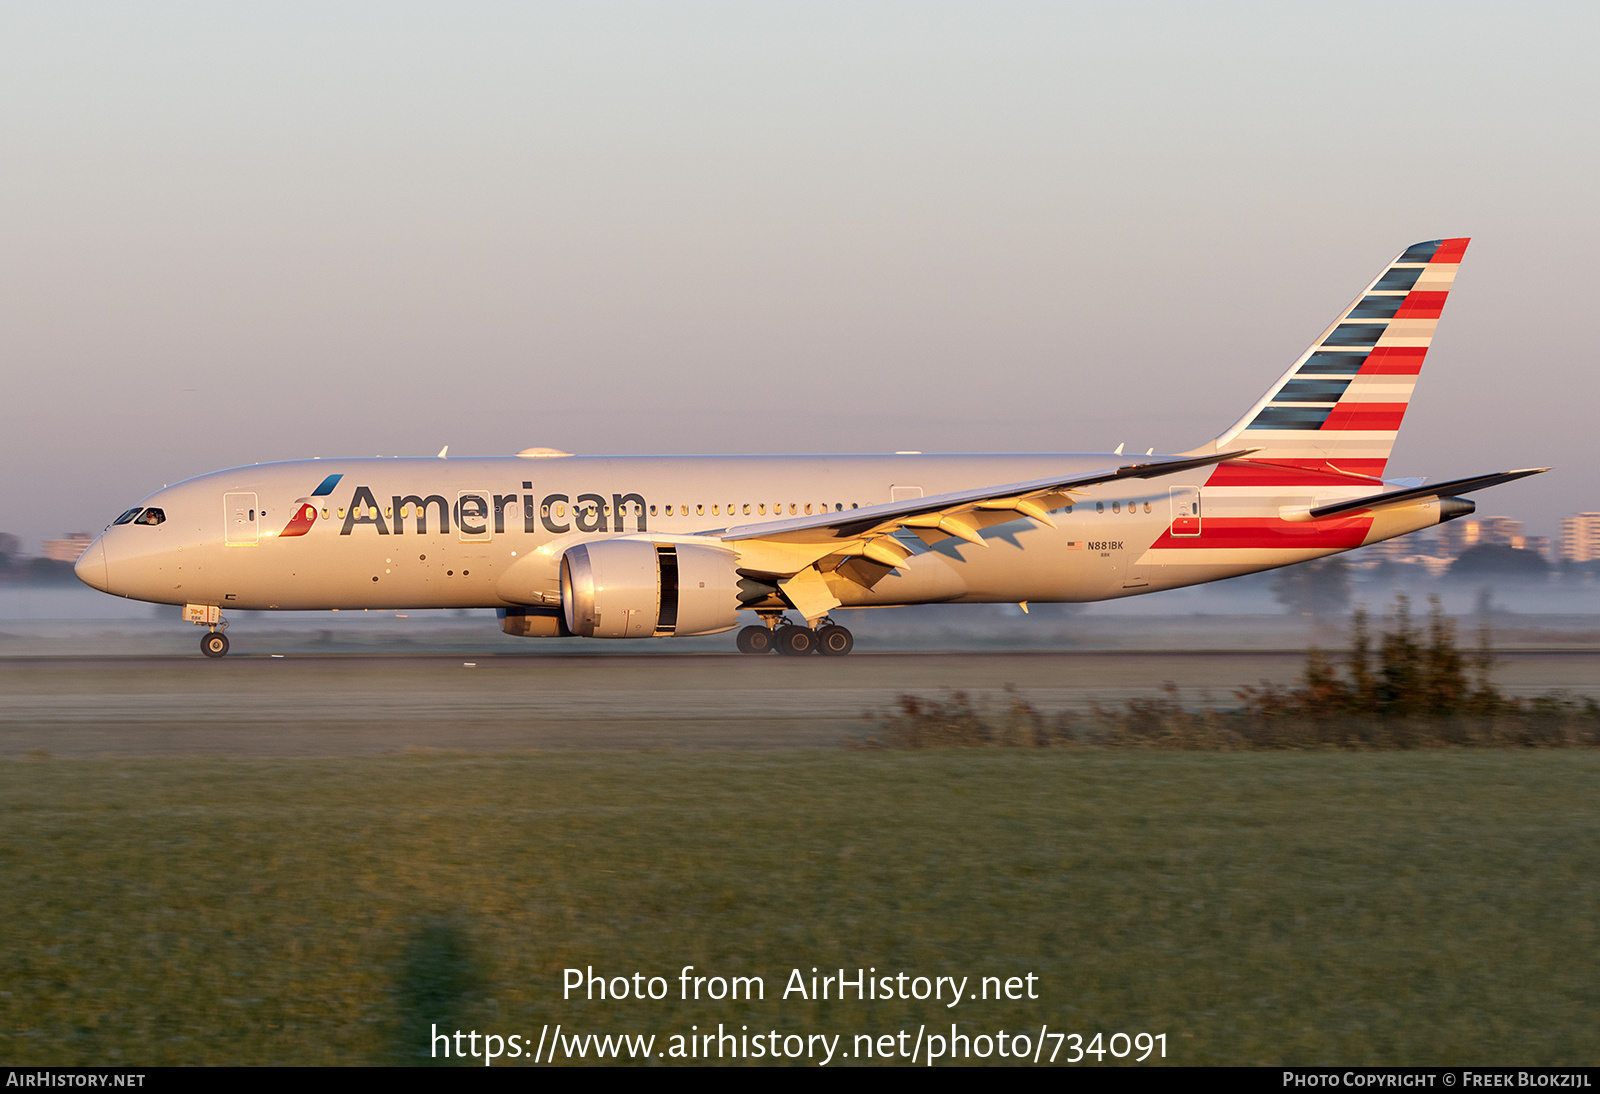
[201,631,230,658]
[816,624,854,656]
[736,625,774,655]
[774,625,816,656]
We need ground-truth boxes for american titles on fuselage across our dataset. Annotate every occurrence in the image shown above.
[330,483,894,539]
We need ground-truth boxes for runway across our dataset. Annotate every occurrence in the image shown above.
[5,649,1599,756]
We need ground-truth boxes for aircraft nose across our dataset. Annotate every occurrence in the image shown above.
[75,537,109,592]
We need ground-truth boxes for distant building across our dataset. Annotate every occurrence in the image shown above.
[1558,513,1600,563]
[1357,517,1547,571]
[41,533,92,562]
[1349,527,1451,573]
[1438,516,1524,557]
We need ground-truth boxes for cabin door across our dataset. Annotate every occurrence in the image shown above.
[224,492,259,546]
[1170,486,1202,537]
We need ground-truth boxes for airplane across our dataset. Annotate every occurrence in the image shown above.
[75,237,1545,658]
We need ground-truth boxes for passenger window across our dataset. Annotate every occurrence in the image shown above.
[805,503,813,515]
[696,504,704,516]
[758,503,766,515]
[789,503,797,515]
[1144,502,1152,513]
[113,508,142,525]
[649,505,657,516]
[1113,502,1121,513]
[713,504,719,515]
[1096,502,1104,513]
[321,508,329,519]
[556,504,565,518]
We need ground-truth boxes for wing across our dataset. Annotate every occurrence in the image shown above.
[709,449,1258,621]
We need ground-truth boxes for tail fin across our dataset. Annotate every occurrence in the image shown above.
[1190,238,1469,478]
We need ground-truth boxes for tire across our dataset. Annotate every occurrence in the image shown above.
[816,624,854,656]
[774,625,816,656]
[736,625,774,655]
[201,632,230,658]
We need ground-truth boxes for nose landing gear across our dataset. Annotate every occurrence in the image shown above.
[736,614,854,656]
[185,603,231,658]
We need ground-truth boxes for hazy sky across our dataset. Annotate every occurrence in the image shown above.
[3,1,1596,550]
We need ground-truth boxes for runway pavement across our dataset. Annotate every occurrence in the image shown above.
[4,649,1599,756]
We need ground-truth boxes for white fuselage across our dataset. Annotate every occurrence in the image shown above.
[75,452,1443,616]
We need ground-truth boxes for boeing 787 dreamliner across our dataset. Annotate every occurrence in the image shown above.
[76,238,1543,656]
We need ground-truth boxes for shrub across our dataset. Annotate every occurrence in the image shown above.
[856,596,1600,750]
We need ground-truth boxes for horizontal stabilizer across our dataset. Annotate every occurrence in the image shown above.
[1306,468,1548,520]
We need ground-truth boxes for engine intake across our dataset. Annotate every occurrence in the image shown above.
[560,540,742,638]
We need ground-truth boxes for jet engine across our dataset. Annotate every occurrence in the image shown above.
[560,540,744,638]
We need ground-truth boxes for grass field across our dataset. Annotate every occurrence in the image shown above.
[3,751,1598,1066]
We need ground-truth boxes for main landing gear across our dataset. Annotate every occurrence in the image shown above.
[736,615,854,657]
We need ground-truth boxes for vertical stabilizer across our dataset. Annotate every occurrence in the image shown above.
[1190,238,1469,477]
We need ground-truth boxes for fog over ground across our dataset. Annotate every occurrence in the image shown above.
[3,3,1595,553]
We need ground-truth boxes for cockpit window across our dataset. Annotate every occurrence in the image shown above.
[112,508,143,525]
[134,508,165,526]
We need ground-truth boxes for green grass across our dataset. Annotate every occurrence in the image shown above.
[3,752,1598,1066]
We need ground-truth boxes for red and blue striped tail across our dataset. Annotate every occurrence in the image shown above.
[1203,238,1469,480]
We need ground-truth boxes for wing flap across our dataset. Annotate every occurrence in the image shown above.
[715,449,1258,601]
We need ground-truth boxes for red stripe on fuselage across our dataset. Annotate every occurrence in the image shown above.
[1361,347,1427,374]
[1149,515,1373,551]
[1322,402,1408,432]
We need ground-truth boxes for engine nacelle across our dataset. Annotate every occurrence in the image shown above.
[560,540,743,638]
[500,607,570,638]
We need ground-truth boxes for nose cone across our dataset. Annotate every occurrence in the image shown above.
[75,537,109,593]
